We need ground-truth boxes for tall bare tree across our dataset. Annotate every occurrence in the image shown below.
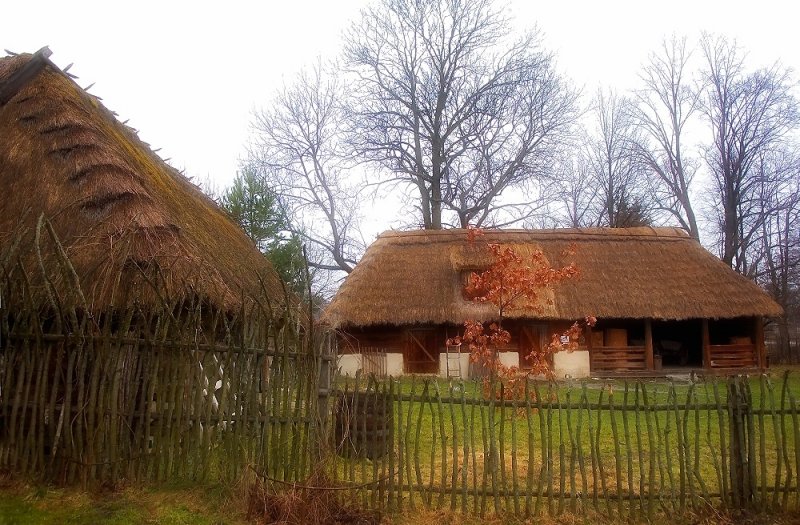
[581,89,651,227]
[249,63,362,278]
[547,157,595,228]
[756,153,800,361]
[632,36,702,239]
[700,34,800,272]
[344,0,579,229]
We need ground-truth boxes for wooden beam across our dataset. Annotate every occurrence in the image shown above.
[755,316,766,370]
[644,319,654,370]
[702,319,711,369]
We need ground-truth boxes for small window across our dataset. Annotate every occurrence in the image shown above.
[460,269,488,301]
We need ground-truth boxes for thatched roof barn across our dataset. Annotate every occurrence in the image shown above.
[325,228,782,376]
[0,48,286,310]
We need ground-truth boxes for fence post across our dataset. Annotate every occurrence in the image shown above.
[314,334,335,460]
[727,376,753,509]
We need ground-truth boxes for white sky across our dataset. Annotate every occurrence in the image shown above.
[3,0,799,232]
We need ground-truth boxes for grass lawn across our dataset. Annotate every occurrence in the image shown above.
[0,478,251,525]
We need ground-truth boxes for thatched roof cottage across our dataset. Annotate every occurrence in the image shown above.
[324,228,782,377]
[0,49,297,482]
[0,48,286,311]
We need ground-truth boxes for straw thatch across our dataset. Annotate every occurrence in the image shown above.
[0,48,286,310]
[323,227,783,328]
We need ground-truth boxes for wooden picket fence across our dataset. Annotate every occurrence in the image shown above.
[329,373,800,520]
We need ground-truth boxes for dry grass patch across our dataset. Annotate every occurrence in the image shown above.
[246,472,383,525]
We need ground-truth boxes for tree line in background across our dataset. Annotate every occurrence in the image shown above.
[217,0,799,359]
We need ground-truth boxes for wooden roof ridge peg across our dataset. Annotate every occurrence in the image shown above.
[0,46,53,106]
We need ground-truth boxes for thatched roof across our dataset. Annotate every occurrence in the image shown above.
[0,48,286,310]
[323,228,783,328]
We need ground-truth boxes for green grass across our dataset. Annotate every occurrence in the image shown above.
[0,479,250,525]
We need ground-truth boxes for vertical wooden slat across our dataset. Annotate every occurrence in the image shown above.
[460,382,470,515]
[633,383,645,521]
[433,380,447,510]
[404,375,417,511]
[641,383,656,521]
[608,384,624,517]
[565,386,577,515]
[524,379,534,517]
[621,384,635,520]
[711,378,729,507]
[447,381,459,511]
[462,387,483,514]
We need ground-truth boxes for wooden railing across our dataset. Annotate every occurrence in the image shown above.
[590,345,647,371]
[710,343,757,368]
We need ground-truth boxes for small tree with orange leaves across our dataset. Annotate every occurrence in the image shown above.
[447,227,595,398]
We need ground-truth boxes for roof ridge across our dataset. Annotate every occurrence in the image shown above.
[377,227,691,242]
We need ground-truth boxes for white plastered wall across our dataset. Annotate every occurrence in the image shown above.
[336,352,406,377]
[337,354,362,377]
[498,351,520,369]
[438,352,471,378]
[552,350,591,378]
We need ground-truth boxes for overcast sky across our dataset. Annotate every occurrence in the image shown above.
[3,0,798,225]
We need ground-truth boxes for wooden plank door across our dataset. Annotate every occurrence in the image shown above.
[405,328,440,374]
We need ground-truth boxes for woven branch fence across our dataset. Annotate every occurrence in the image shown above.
[329,373,800,520]
[0,221,332,486]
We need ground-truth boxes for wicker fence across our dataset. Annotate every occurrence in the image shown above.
[0,300,333,486]
[329,373,800,520]
[0,224,332,487]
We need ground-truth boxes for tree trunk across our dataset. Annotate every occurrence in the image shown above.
[430,177,442,229]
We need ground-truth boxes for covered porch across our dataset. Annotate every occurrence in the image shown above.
[588,316,766,376]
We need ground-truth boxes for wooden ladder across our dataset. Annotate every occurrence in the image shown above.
[446,344,462,379]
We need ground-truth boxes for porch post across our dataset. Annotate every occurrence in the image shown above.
[644,319,654,370]
[754,316,766,370]
[702,319,711,369]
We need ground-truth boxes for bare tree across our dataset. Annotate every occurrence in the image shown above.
[700,34,800,272]
[344,0,579,229]
[249,63,362,278]
[581,89,651,228]
[631,36,702,239]
[756,154,800,361]
[548,157,595,228]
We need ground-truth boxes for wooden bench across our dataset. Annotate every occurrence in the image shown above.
[590,346,647,371]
